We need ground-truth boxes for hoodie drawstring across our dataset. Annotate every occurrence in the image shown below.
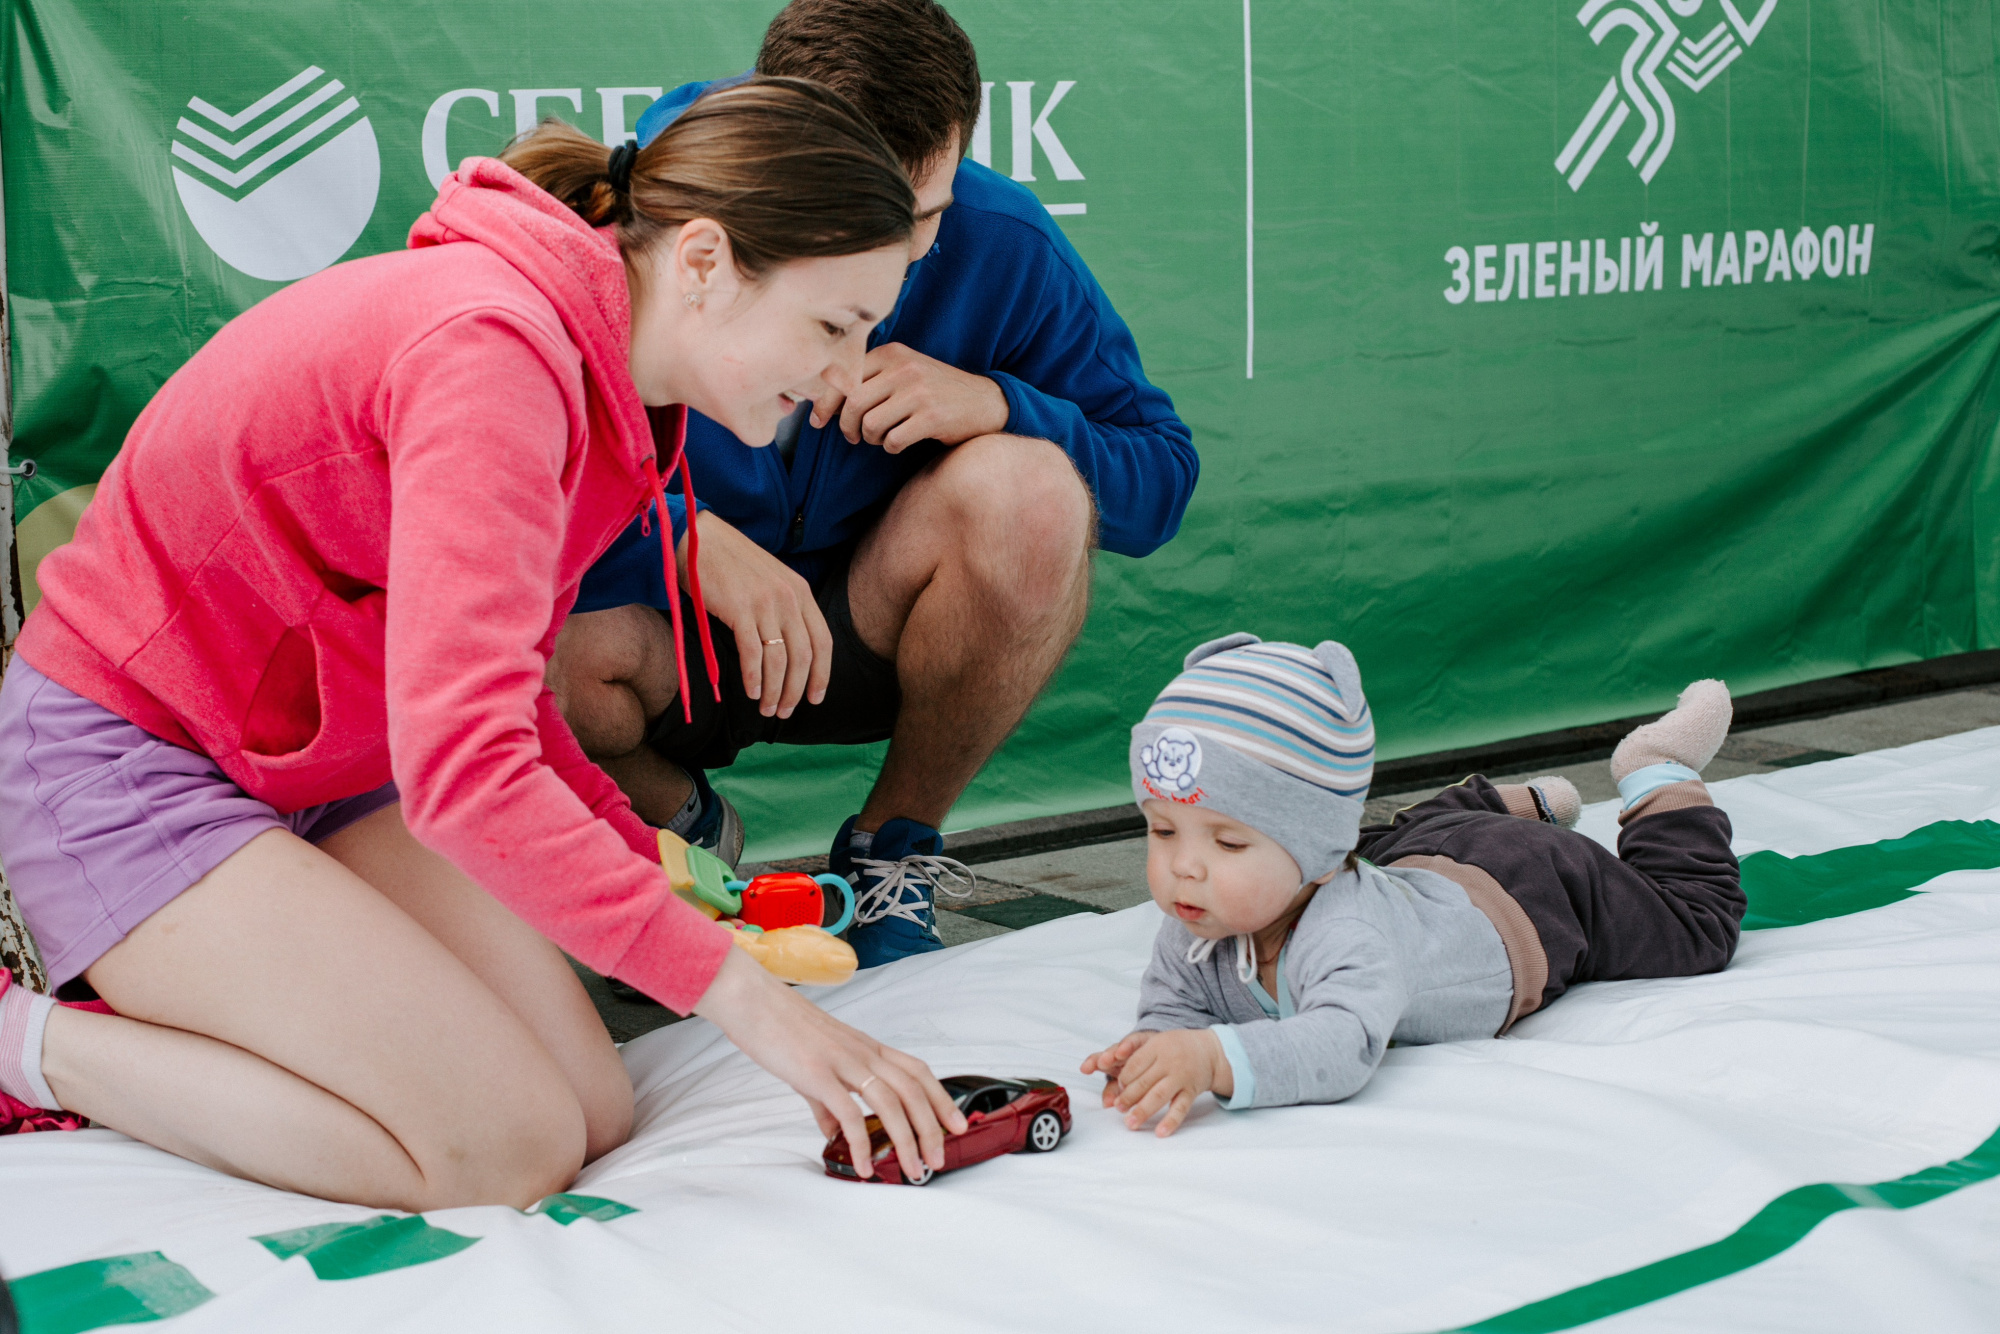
[1183,933,1257,985]
[638,404,722,724]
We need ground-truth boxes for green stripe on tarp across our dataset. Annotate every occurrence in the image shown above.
[1440,1122,2000,1332]
[254,1215,478,1281]
[12,1252,213,1334]
[528,1193,638,1226]
[1741,819,2000,930]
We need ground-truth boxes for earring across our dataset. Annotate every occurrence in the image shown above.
[683,292,701,308]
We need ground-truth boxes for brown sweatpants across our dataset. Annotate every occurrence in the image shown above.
[1354,775,1743,1008]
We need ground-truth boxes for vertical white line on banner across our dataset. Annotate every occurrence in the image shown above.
[0,134,17,664]
[1242,0,1255,379]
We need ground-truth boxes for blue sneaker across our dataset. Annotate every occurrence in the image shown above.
[683,766,744,869]
[832,816,976,968]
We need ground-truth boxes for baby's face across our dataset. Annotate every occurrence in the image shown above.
[1142,800,1305,939]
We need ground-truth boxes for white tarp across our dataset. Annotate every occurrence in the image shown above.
[5,726,1999,1333]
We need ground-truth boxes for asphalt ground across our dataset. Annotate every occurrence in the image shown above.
[576,679,2000,1042]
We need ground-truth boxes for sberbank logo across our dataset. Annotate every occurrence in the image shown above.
[1556,0,1779,191]
[170,66,380,282]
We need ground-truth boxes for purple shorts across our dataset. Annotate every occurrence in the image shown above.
[0,659,399,989]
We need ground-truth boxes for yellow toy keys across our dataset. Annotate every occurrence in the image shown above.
[657,829,740,918]
[657,830,859,987]
[728,924,858,987]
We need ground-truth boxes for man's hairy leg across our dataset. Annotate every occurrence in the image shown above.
[847,433,1095,832]
[547,605,692,825]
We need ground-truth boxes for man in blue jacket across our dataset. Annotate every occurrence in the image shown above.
[549,0,1198,968]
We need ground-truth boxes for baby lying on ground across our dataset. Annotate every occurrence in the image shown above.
[1081,633,1744,1135]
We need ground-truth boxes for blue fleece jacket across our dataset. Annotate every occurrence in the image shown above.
[574,80,1197,613]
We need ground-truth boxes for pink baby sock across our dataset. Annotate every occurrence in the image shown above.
[1526,776,1582,827]
[1610,679,1732,810]
[1496,777,1582,828]
[0,971,61,1110]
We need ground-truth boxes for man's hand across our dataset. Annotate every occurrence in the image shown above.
[677,510,831,718]
[812,343,1009,453]
[1082,1027,1232,1138]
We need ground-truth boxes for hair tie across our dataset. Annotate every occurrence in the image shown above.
[607,141,638,195]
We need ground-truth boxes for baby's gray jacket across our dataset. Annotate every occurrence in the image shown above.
[1137,860,1511,1108]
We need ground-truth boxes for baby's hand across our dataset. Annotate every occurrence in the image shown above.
[1080,1031,1155,1109]
[1106,1028,1230,1138]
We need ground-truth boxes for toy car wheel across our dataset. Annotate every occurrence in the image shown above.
[1025,1111,1063,1153]
[904,1161,935,1186]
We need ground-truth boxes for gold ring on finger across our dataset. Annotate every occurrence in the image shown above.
[763,638,786,646]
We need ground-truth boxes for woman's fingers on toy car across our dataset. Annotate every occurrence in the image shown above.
[824,1084,879,1180]
[691,949,946,1176]
[807,1095,844,1146]
[886,1044,970,1139]
[855,1056,949,1177]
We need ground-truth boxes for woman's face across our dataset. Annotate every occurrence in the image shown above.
[628,221,909,446]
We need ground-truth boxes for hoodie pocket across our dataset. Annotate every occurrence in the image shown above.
[241,626,322,757]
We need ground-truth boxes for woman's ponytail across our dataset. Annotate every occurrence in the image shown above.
[500,77,915,272]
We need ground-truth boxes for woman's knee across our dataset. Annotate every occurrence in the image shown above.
[577,1051,636,1164]
[411,1072,589,1210]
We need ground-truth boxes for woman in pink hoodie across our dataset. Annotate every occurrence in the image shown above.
[0,78,968,1207]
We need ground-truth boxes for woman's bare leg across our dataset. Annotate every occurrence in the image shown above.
[315,804,633,1160]
[41,827,589,1211]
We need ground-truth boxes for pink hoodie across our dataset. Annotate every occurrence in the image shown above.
[19,159,732,1012]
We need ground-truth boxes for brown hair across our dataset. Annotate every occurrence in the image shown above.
[499,76,914,276]
[757,0,982,174]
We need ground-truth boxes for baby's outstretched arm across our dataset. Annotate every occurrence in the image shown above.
[1082,1028,1233,1137]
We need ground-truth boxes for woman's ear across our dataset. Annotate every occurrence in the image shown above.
[668,218,736,301]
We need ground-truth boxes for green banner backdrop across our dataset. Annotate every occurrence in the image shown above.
[6,1,1999,858]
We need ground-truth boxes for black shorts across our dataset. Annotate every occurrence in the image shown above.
[644,555,901,771]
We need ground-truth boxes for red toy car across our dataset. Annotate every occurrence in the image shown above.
[822,1076,1071,1185]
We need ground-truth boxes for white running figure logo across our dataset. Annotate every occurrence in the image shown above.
[1556,0,1779,191]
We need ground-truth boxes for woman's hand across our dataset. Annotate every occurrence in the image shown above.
[692,946,966,1179]
[1083,1028,1230,1138]
[677,511,831,719]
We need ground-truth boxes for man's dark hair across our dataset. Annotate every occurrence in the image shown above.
[757,0,982,175]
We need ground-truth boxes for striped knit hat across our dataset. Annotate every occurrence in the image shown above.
[1130,633,1374,883]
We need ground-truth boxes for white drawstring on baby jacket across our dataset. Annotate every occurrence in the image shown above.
[1185,932,1258,985]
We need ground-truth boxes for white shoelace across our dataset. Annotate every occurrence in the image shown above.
[850,854,977,928]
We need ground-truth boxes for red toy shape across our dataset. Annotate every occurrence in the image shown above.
[739,872,825,931]
[822,1076,1071,1185]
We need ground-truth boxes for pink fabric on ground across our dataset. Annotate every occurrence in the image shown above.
[16,158,730,1013]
